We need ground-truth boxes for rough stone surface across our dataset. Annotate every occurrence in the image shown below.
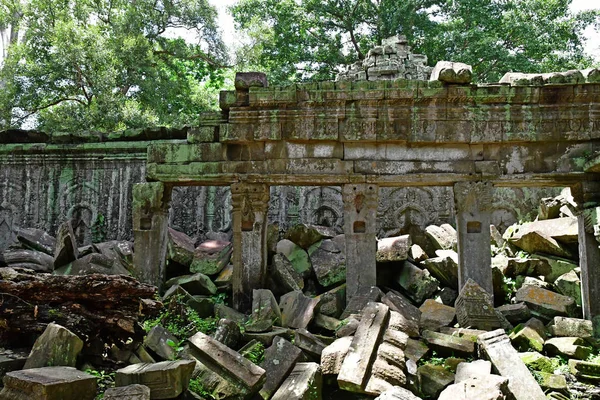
[271,253,304,293]
[547,316,593,338]
[454,360,492,383]
[377,235,411,262]
[421,330,474,358]
[2,249,54,272]
[554,270,582,307]
[417,364,454,398]
[544,337,592,360]
[190,240,232,275]
[395,261,439,305]
[259,336,303,400]
[438,375,510,400]
[103,384,151,400]
[515,285,577,320]
[381,291,421,337]
[422,250,458,289]
[165,273,217,296]
[496,303,531,324]
[509,324,545,352]
[425,225,456,251]
[279,290,319,329]
[246,289,281,333]
[167,228,195,267]
[569,359,600,381]
[144,325,179,361]
[430,61,473,84]
[276,239,312,277]
[53,221,79,268]
[455,279,509,331]
[308,239,346,287]
[374,386,423,400]
[0,366,96,400]
[271,362,322,400]
[24,323,84,369]
[115,360,195,400]
[419,299,455,331]
[321,336,352,375]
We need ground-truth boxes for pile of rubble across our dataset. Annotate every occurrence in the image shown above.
[1,188,600,399]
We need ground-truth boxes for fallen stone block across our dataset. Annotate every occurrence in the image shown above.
[165,273,217,296]
[454,360,492,383]
[24,323,83,369]
[276,239,311,277]
[246,289,281,333]
[455,279,511,331]
[321,336,352,375]
[504,218,576,258]
[294,328,327,358]
[2,249,54,272]
[16,227,56,255]
[0,350,27,381]
[408,244,428,263]
[340,286,383,319]
[496,303,531,325]
[374,386,423,400]
[514,285,577,320]
[187,331,266,395]
[271,362,322,400]
[167,228,195,267]
[259,336,302,400]
[313,313,340,332]
[315,284,346,318]
[421,330,474,358]
[554,270,582,307]
[519,352,554,373]
[271,254,304,293]
[395,261,439,305]
[54,221,79,268]
[364,333,408,395]
[422,251,458,289]
[0,366,96,400]
[419,299,455,331]
[338,302,390,392]
[536,372,568,392]
[144,325,179,361]
[104,384,151,400]
[279,290,318,329]
[115,360,195,399]
[285,224,335,249]
[425,224,456,251]
[190,240,232,275]
[509,324,544,352]
[430,61,473,84]
[477,329,546,400]
[213,319,241,349]
[569,359,600,381]
[308,238,346,287]
[544,337,592,360]
[244,327,292,347]
[54,252,130,276]
[547,316,593,338]
[438,375,510,400]
[377,235,411,262]
[381,291,421,337]
[335,316,359,338]
[417,364,454,398]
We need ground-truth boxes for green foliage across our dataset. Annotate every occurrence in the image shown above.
[550,355,570,374]
[502,276,518,302]
[91,214,107,243]
[418,351,447,367]
[189,377,222,399]
[244,342,265,365]
[231,0,599,84]
[0,0,229,132]
[86,368,115,399]
[142,295,218,339]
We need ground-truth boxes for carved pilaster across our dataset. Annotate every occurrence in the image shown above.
[343,183,378,301]
[453,181,494,297]
[231,182,270,312]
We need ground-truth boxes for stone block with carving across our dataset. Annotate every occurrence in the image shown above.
[115,360,195,399]
[0,366,97,400]
[430,61,473,84]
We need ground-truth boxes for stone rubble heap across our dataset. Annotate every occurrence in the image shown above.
[1,188,600,399]
[336,35,432,82]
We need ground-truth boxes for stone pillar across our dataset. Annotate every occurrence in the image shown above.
[343,183,378,302]
[454,181,494,297]
[231,182,270,312]
[132,182,171,290]
[572,181,600,325]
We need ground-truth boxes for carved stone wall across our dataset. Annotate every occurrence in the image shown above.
[0,142,560,247]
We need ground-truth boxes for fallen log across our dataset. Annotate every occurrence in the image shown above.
[0,267,161,347]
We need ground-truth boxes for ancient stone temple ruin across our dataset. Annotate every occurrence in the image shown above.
[135,54,600,321]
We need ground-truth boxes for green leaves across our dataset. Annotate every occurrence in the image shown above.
[0,0,227,131]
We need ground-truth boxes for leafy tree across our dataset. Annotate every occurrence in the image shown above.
[231,0,599,84]
[0,0,228,132]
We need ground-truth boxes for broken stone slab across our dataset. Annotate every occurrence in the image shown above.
[517,276,552,291]
[519,351,555,373]
[421,330,474,358]
[187,331,266,395]
[547,316,593,338]
[425,224,456,251]
[285,224,336,249]
[504,218,577,258]
[381,291,421,337]
[95,240,135,273]
[315,284,346,318]
[377,235,411,262]
[454,360,492,383]
[509,324,545,352]
[259,336,303,400]
[422,250,458,289]
[144,325,179,361]
[438,375,510,400]
[167,228,195,267]
[24,323,84,369]
[321,336,352,375]
[271,253,304,293]
[338,302,390,392]
[340,286,383,319]
[334,316,359,338]
[213,319,241,349]
[271,362,322,400]
[214,263,233,288]
[246,289,281,333]
[53,221,79,268]
[503,257,551,278]
[1,249,54,272]
[534,254,578,284]
[405,338,429,363]
[164,273,217,296]
[294,328,327,359]
[190,240,232,275]
[435,287,458,306]
[186,296,214,318]
[554,270,582,307]
[244,327,293,347]
[308,238,346,287]
[496,303,531,325]
[374,386,423,400]
[417,364,454,398]
[364,332,408,395]
[214,303,247,324]
[419,299,455,331]
[279,290,319,329]
[0,366,97,400]
[569,359,600,381]
[395,261,439,304]
[430,61,473,84]
[0,351,27,381]
[16,227,56,255]
[276,239,311,277]
[455,279,511,331]
[409,244,428,263]
[536,372,568,392]
[115,360,194,399]
[544,337,592,360]
[54,252,130,276]
[439,327,487,342]
[104,384,151,400]
[514,285,577,320]
[477,329,546,400]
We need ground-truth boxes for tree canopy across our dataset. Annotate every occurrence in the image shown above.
[0,0,228,132]
[231,0,600,84]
